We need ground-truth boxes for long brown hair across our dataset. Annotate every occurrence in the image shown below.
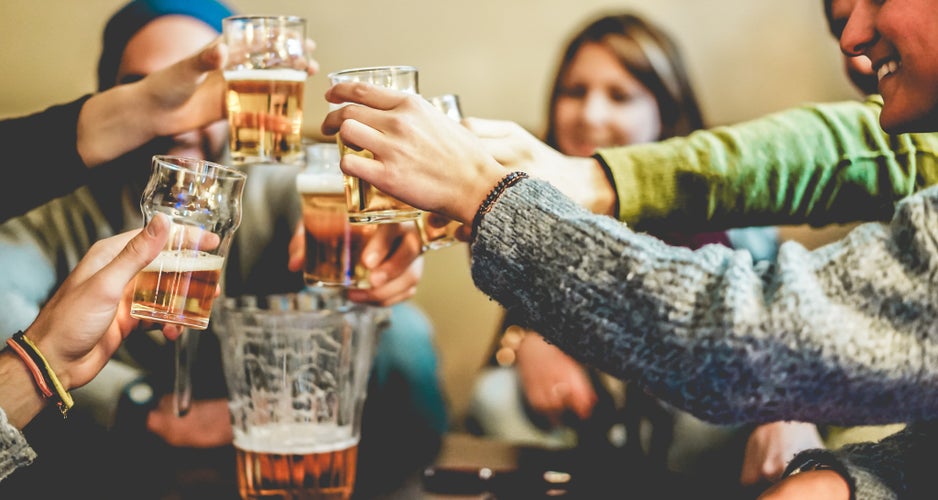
[544,12,705,148]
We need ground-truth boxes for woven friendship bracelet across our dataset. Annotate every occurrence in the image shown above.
[471,171,529,241]
[4,338,54,398]
[9,331,74,417]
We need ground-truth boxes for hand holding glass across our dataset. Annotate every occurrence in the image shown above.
[327,66,421,223]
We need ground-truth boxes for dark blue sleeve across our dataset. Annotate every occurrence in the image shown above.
[0,95,93,222]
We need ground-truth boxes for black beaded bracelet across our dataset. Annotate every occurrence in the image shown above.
[471,171,529,241]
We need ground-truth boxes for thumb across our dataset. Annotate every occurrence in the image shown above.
[94,213,170,289]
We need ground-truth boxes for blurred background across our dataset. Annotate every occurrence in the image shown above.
[0,0,859,425]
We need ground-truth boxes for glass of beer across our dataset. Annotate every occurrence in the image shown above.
[216,293,384,500]
[298,142,370,288]
[327,66,421,223]
[131,155,245,417]
[223,15,309,166]
[417,94,465,251]
[131,155,246,329]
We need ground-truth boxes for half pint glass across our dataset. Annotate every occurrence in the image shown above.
[327,66,421,223]
[224,15,309,166]
[216,293,384,500]
[130,155,246,330]
[297,142,374,288]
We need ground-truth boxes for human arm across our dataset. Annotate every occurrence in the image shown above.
[515,332,597,426]
[321,84,938,425]
[763,421,937,500]
[0,214,176,480]
[0,41,226,223]
[471,179,938,425]
[740,421,825,486]
[467,97,938,233]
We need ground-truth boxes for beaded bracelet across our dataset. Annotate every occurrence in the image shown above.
[471,171,529,241]
[5,331,74,418]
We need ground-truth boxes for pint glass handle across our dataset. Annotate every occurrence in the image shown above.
[173,328,196,417]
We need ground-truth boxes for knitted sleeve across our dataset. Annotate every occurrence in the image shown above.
[0,96,93,223]
[0,406,37,483]
[471,178,938,426]
[784,421,938,500]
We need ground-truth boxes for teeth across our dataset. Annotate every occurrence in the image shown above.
[877,60,899,81]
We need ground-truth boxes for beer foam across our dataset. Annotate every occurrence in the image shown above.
[224,68,307,82]
[296,173,344,194]
[234,423,358,454]
[143,250,224,273]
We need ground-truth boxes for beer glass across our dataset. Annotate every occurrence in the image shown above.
[131,155,246,415]
[417,94,465,251]
[216,292,385,500]
[297,142,380,289]
[223,15,309,166]
[327,66,421,223]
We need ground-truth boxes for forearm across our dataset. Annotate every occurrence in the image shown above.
[599,97,938,232]
[0,97,92,222]
[76,83,161,168]
[0,351,47,429]
[471,179,938,425]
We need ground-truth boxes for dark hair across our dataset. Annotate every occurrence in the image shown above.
[544,12,704,148]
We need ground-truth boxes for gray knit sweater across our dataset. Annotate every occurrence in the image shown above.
[471,178,938,498]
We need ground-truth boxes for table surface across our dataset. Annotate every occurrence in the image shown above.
[0,421,766,499]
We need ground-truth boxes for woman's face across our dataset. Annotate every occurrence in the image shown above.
[838,0,938,132]
[553,41,661,157]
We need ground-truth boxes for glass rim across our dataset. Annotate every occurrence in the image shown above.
[327,65,418,80]
[152,155,247,180]
[222,14,306,25]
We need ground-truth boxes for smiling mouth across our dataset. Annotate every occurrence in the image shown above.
[876,59,900,81]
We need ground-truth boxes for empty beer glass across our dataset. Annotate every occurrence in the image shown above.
[215,292,385,500]
[223,15,309,166]
[327,66,421,224]
[417,94,465,251]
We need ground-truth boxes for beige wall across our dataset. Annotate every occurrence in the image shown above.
[0,0,860,426]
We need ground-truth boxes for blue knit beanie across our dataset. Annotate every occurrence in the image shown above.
[97,0,234,91]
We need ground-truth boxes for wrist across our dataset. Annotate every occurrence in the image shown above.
[0,348,49,428]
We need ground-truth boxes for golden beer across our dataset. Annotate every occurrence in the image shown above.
[226,68,306,166]
[235,424,359,500]
[298,172,390,288]
[337,137,421,223]
[416,212,462,251]
[130,249,224,330]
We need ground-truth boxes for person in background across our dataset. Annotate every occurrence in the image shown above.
[319,0,938,495]
[465,13,817,494]
[0,215,178,482]
[0,0,446,497]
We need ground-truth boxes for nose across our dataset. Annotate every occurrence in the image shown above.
[581,92,610,126]
[839,0,877,59]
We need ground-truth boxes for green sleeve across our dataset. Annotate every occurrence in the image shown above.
[597,96,938,232]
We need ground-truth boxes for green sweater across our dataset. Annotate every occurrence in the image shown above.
[598,95,938,231]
